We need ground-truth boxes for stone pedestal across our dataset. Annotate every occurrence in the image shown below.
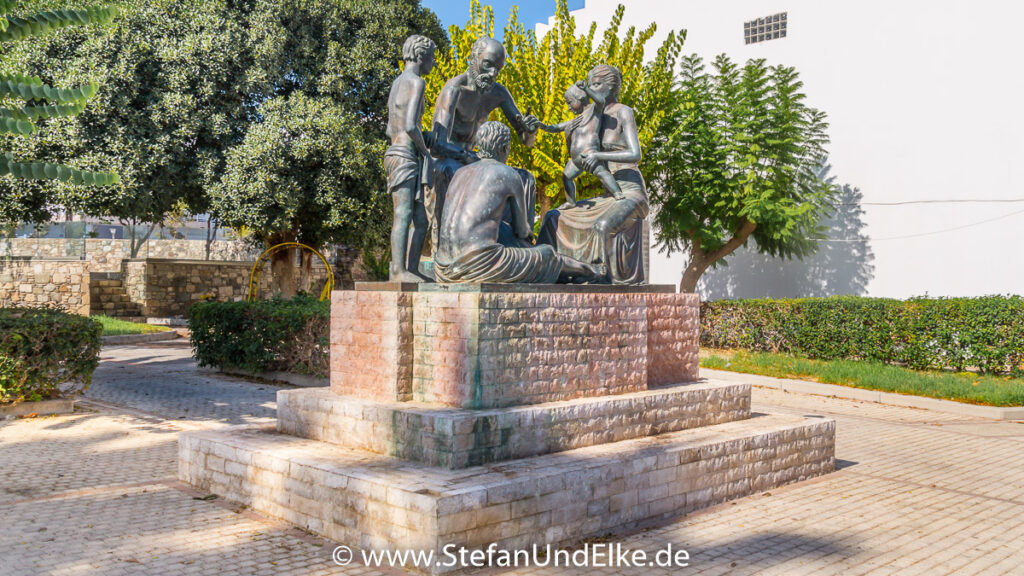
[330,284,699,408]
[179,284,834,573]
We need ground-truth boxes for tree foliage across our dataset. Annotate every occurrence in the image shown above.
[0,0,251,247]
[650,54,835,292]
[0,0,445,255]
[211,0,445,296]
[424,0,684,211]
[246,0,447,138]
[214,94,386,251]
[0,0,118,224]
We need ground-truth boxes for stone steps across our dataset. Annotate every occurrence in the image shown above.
[179,412,835,573]
[88,274,143,318]
[277,380,752,469]
[178,286,835,573]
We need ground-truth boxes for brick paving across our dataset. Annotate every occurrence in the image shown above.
[85,340,282,427]
[1,343,1022,575]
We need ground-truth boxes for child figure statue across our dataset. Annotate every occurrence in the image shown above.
[539,80,624,209]
[384,34,437,282]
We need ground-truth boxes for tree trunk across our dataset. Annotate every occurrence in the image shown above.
[678,220,758,294]
[271,248,297,299]
[125,221,156,259]
[679,256,714,293]
[297,250,313,294]
[204,217,218,260]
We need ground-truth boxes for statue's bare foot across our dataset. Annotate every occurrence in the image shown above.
[390,270,425,283]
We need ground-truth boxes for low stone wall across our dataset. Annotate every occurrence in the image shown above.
[123,259,268,317]
[0,239,372,286]
[0,258,90,315]
[0,238,260,272]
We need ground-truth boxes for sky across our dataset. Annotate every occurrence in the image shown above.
[421,0,585,40]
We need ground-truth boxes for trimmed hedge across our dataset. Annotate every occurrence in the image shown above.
[187,295,329,376]
[0,308,103,404]
[701,296,1024,376]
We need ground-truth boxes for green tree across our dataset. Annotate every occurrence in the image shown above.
[650,54,835,293]
[0,0,119,225]
[0,0,257,254]
[424,0,684,212]
[214,94,386,297]
[214,0,445,295]
[1,0,445,256]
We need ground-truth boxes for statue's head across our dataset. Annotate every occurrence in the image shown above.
[587,64,622,101]
[564,85,588,114]
[475,121,511,163]
[467,37,505,92]
[402,35,436,75]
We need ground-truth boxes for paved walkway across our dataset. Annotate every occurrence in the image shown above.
[1,342,1022,575]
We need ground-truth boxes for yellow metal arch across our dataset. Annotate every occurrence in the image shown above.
[248,242,334,302]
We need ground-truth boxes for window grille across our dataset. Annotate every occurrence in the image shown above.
[744,12,787,44]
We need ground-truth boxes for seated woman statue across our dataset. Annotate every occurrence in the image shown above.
[434,122,605,284]
[537,64,649,285]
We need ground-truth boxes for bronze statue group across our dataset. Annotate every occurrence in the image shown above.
[386,35,648,285]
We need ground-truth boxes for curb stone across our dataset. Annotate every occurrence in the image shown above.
[703,368,1024,421]
[102,331,179,346]
[0,398,75,419]
[205,368,328,388]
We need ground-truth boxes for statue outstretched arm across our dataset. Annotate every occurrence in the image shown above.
[537,120,572,133]
[497,86,539,148]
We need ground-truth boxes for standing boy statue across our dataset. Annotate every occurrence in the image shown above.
[385,34,437,282]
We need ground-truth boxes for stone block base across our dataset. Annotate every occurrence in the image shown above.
[330,285,699,409]
[277,381,751,469]
[179,412,834,574]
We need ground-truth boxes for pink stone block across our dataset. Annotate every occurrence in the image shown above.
[646,293,700,385]
[330,290,413,401]
[329,288,700,409]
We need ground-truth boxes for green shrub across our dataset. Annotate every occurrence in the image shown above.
[187,295,329,376]
[701,296,1024,376]
[0,308,103,404]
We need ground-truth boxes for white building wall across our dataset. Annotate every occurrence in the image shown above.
[541,1,1024,298]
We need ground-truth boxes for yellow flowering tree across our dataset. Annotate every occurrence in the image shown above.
[423,0,684,212]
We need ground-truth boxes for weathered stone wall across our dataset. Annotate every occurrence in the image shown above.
[330,290,414,401]
[180,414,835,571]
[647,292,701,386]
[414,292,650,408]
[0,238,260,272]
[329,287,701,410]
[123,259,270,317]
[0,239,373,286]
[0,258,89,315]
[279,382,751,469]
